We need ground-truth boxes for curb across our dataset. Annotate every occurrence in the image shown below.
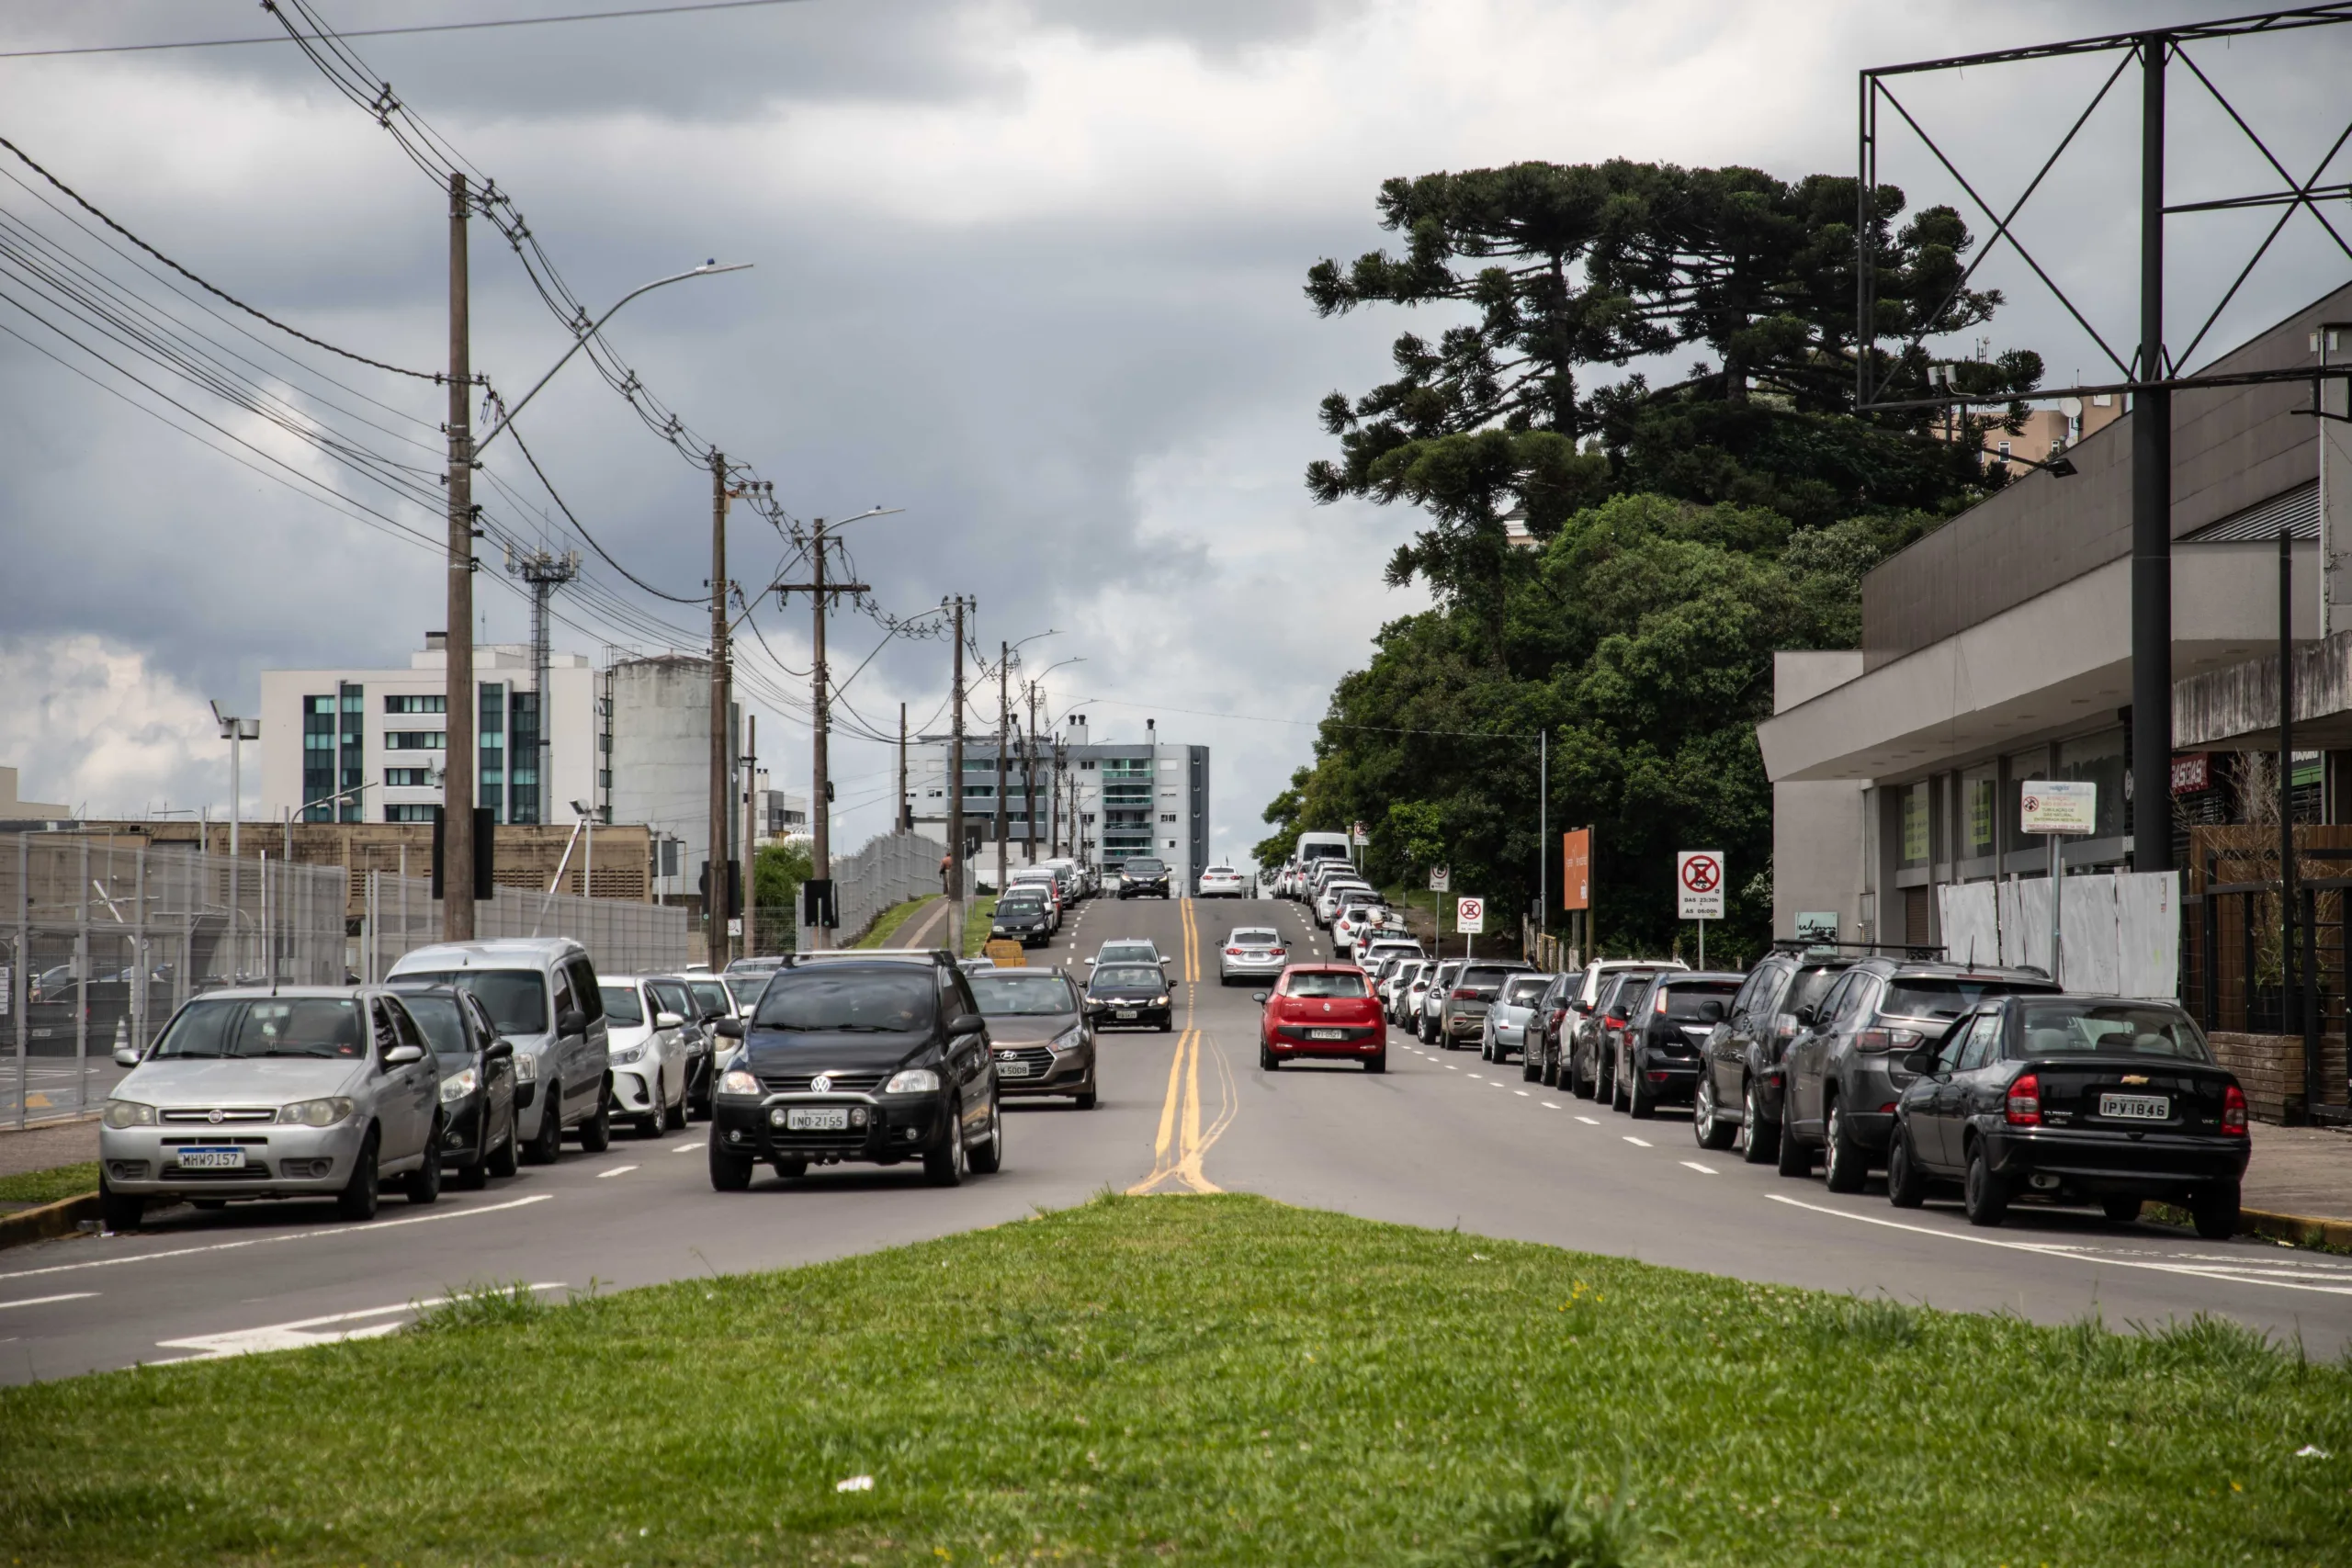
[2241,1205,2352,1252]
[0,1190,100,1251]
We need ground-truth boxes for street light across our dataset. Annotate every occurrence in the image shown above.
[209,700,261,980]
[571,798,595,898]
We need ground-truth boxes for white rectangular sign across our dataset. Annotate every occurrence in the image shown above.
[2019,779,2098,836]
[1677,851,1726,920]
[1454,896,1485,934]
[1428,865,1451,892]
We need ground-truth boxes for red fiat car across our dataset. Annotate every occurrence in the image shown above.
[1254,964,1386,1073]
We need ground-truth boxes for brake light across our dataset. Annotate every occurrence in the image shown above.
[2222,1083,2247,1136]
[1654,992,1668,1015]
[2006,1073,2041,1127]
[1452,987,1478,999]
[1226,948,1243,956]
[1857,1027,1923,1053]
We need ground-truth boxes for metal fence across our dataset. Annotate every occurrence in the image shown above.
[819,831,948,948]
[2,831,347,1128]
[356,873,690,981]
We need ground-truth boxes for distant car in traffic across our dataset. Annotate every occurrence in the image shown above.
[597,975,693,1137]
[1255,964,1385,1072]
[1088,939,1167,974]
[1197,865,1248,897]
[1085,962,1175,1032]
[990,887,1055,947]
[971,967,1097,1109]
[1431,961,1534,1051]
[389,938,613,1165]
[1218,926,1290,984]
[1609,971,1744,1118]
[1564,960,1684,1100]
[1414,959,1464,1043]
[1690,946,1858,1162]
[1118,857,1173,899]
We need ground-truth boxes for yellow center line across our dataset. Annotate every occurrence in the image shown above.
[1130,897,1226,1193]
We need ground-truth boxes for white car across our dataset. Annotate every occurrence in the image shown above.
[597,975,692,1137]
[1317,881,1374,928]
[1218,926,1290,983]
[1332,901,1388,957]
[1197,865,1248,897]
[1359,937,1424,976]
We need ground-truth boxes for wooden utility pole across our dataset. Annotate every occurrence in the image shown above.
[707,450,732,969]
[1023,682,1040,863]
[945,597,970,952]
[442,172,477,938]
[772,518,869,952]
[994,640,1011,894]
[897,702,909,833]
[742,714,758,957]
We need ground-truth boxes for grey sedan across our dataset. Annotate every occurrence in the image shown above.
[969,968,1097,1109]
[1218,927,1291,984]
[98,987,447,1230]
[1481,975,1553,1064]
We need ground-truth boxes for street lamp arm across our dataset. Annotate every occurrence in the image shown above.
[475,261,751,456]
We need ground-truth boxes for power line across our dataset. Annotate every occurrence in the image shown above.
[0,0,821,61]
[499,414,705,604]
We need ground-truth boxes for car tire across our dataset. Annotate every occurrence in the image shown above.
[1693,1075,1737,1150]
[98,1179,143,1233]
[193,1199,228,1212]
[1571,1047,1596,1100]
[1823,1101,1867,1193]
[639,1100,666,1140]
[775,1156,808,1179]
[925,1105,968,1188]
[1540,1047,1560,1089]
[1962,1141,2009,1227]
[488,1118,519,1179]
[1521,1047,1541,1084]
[2191,1183,2240,1240]
[455,1119,490,1189]
[1886,1123,1927,1208]
[709,1136,754,1191]
[1364,1051,1386,1074]
[405,1134,442,1205]
[525,1089,562,1166]
[967,1101,1003,1175]
[337,1129,381,1222]
[1774,1112,1812,1178]
[666,1069,689,1131]
[1609,1052,1629,1113]
[1741,1078,1780,1165]
[1261,1043,1281,1071]
[1076,1086,1099,1110]
[2100,1195,2143,1223]
[578,1093,612,1154]
[1628,1066,1656,1120]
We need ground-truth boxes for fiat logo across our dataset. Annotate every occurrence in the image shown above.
[207,1109,224,1124]
[812,1074,832,1094]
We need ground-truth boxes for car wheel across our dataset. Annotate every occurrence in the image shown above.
[2190,1182,2240,1240]
[1823,1101,1867,1193]
[1076,1086,1099,1110]
[192,1198,228,1211]
[924,1105,968,1187]
[488,1114,519,1179]
[337,1129,382,1221]
[98,1177,145,1233]
[405,1133,443,1205]
[1693,1075,1736,1150]
[1570,1047,1595,1100]
[1364,1051,1386,1074]
[1261,1042,1280,1071]
[1962,1141,2009,1227]
[1521,1045,1541,1083]
[709,1136,753,1191]
[1627,1065,1655,1120]
[1886,1123,1926,1208]
[525,1089,562,1165]
[967,1101,1003,1175]
[1741,1078,1780,1166]
[2100,1195,2143,1224]
[639,1096,666,1139]
[455,1122,489,1190]
[775,1156,808,1179]
[666,1067,689,1130]
[1774,1111,1812,1178]
[1609,1052,1629,1112]
[578,1092,612,1154]
[1540,1047,1560,1089]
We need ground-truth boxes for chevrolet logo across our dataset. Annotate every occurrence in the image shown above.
[2120,1074,2149,1086]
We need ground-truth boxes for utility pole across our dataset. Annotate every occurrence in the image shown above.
[743,714,758,958]
[946,597,970,951]
[772,516,870,952]
[707,450,732,969]
[995,640,1011,894]
[1023,682,1040,864]
[443,171,477,939]
[898,703,909,833]
[505,546,579,827]
[2130,30,2173,875]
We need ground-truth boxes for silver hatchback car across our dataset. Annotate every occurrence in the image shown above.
[1217,926,1291,984]
[98,987,447,1230]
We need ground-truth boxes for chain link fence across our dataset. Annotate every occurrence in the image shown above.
[356,874,689,981]
[820,831,948,948]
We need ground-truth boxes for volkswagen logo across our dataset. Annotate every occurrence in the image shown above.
[812,1074,832,1094]
[207,1108,224,1124]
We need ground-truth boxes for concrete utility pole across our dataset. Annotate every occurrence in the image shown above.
[2130,31,2173,875]
[505,546,578,827]
[995,641,1011,895]
[945,596,970,952]
[1023,682,1041,864]
[772,517,870,952]
[898,703,909,833]
[707,450,732,969]
[443,171,477,939]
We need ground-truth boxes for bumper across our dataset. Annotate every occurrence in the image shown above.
[99,1118,368,1199]
[1117,885,1171,898]
[1267,1025,1382,1060]
[1633,1056,1702,1102]
[1220,960,1287,981]
[1091,1006,1170,1029]
[994,1046,1094,1097]
[712,1093,949,1165]
[610,1066,662,1116]
[1984,1126,2252,1192]
[440,1096,491,1162]
[1443,1010,1487,1038]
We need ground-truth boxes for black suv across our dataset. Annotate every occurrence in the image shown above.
[1611,971,1745,1118]
[708,953,1005,1189]
[1691,949,1858,1164]
[989,889,1054,947]
[1118,858,1172,899]
[1778,958,2057,1190]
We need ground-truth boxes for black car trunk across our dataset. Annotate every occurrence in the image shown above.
[2027,1058,2236,1134]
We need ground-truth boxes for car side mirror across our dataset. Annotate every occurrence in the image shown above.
[1698,999,1725,1022]
[1251,992,1271,1005]
[559,1008,587,1035]
[949,1011,986,1036]
[654,1010,685,1031]
[713,1017,746,1039]
[1793,1005,1820,1029]
[383,1043,426,1067]
[113,1045,141,1068]
[485,1039,514,1062]
[1900,1046,1938,1077]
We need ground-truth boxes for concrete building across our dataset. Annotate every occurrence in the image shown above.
[603,654,741,907]
[1758,280,2352,949]
[0,765,69,829]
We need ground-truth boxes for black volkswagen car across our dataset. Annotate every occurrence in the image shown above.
[707,953,1005,1189]
[1085,962,1175,1032]
[989,888,1054,948]
[1888,994,2249,1236]
[1117,857,1172,899]
[392,984,519,1190]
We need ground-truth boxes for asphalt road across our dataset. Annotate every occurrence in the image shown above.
[6,896,2349,1384]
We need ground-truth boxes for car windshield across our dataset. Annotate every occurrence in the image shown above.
[152,997,367,1060]
[599,985,646,1026]
[1659,982,1740,1019]
[393,969,548,1034]
[1000,894,1046,910]
[1125,860,1166,874]
[690,982,731,1017]
[400,994,473,1059]
[971,973,1079,1016]
[2015,1002,2212,1061]
[1098,945,1158,965]
[1091,966,1164,992]
[752,971,936,1034]
[725,975,766,1008]
[1288,971,1369,998]
[1883,976,2048,1021]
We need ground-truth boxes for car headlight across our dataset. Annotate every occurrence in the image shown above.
[102,1099,157,1129]
[885,1068,941,1094]
[1152,996,1170,1007]
[1049,1025,1083,1054]
[438,1067,480,1104]
[512,1050,537,1082]
[278,1097,356,1128]
[719,1067,763,1097]
[610,1043,646,1065]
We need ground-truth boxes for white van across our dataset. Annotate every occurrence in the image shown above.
[1294,831,1352,884]
[388,938,613,1164]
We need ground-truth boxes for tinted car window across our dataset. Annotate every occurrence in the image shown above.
[1461,965,1529,988]
[2014,1002,2212,1061]
[1288,972,1370,998]
[1883,976,2043,1021]
[1091,966,1165,991]
[401,994,474,1059]
[1784,964,1847,1019]
[395,970,548,1034]
[689,981,732,1017]
[1657,980,1740,1018]
[650,980,696,1021]
[1231,930,1281,945]
[1125,859,1167,874]
[971,973,1080,1015]
[1505,976,1551,1004]
[1956,1012,2001,1071]
[599,985,646,1026]
[724,975,767,1009]
[753,971,936,1033]
[568,959,605,1022]
[153,998,367,1060]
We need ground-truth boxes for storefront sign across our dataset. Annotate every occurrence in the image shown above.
[2019,780,2098,835]
[2170,753,2211,795]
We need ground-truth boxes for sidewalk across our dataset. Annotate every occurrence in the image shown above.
[2244,1122,2352,1223]
[0,1117,97,1180]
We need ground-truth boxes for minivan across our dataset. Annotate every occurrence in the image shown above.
[389,938,614,1163]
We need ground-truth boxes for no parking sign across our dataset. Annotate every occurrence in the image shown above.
[1455,896,1485,934]
[1676,851,1725,920]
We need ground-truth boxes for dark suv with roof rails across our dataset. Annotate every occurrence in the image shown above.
[1691,947,1860,1163]
[1611,971,1745,1118]
[707,950,1004,1189]
[1777,957,2058,1191]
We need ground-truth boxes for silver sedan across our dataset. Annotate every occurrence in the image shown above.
[1481,975,1554,1063]
[1217,927,1292,984]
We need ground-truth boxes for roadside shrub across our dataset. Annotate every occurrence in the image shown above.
[1799,1296,1919,1354]
[1452,1487,1651,1568]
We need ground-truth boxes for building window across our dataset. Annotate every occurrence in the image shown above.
[1961,763,1997,862]
[385,731,446,750]
[302,694,336,821]
[1160,813,1178,824]
[508,688,540,826]
[479,682,505,826]
[2056,730,2127,841]
[385,804,437,824]
[384,768,434,787]
[384,694,447,715]
[1899,784,1928,868]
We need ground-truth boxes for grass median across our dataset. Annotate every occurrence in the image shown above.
[0,1162,98,1207]
[855,895,940,949]
[4,1193,2346,1565]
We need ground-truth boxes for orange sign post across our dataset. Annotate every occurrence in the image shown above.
[1561,829,1590,911]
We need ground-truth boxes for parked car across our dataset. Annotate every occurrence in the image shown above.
[1086,962,1176,1032]
[1385,959,1429,1024]
[1431,960,1535,1051]
[1007,868,1064,930]
[1197,864,1248,897]
[596,975,692,1137]
[1607,971,1745,1117]
[1777,957,2059,1190]
[1255,964,1385,1072]
[1564,960,1684,1099]
[707,952,1004,1188]
[990,887,1055,948]
[1219,926,1291,984]
[1691,947,1859,1161]
[1577,969,1666,1103]
[1415,959,1465,1043]
[98,987,447,1229]
[397,984,520,1190]
[678,976,739,1114]
[1887,994,2248,1235]
[970,967,1096,1109]
[1315,880,1374,929]
[1521,969,1585,1086]
[722,971,773,1015]
[1117,857,1173,899]
[1358,937,1424,976]
[1480,974,1552,1064]
[388,937,613,1165]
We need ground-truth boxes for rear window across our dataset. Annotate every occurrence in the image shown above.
[598,984,646,1026]
[1288,971,1369,998]
[1461,966,1531,989]
[1883,976,2051,1021]
[1783,964,1849,1017]
[1230,930,1281,946]
[1658,981,1740,1019]
[1505,976,1551,1004]
[2014,1002,2211,1062]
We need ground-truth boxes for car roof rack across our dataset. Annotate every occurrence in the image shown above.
[1770,938,1945,958]
[778,949,956,968]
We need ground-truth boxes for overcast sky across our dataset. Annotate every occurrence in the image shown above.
[3,0,2348,861]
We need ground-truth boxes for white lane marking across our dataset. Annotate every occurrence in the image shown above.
[673,1141,706,1153]
[1762,1194,2352,1297]
[1515,1090,1531,1098]
[0,1193,555,1283]
[1623,1136,1653,1147]
[1542,1100,1562,1109]
[596,1165,639,1179]
[1467,1073,1484,1080]
[0,1292,96,1311]
[1680,1161,1718,1176]
[154,1280,568,1361]
[1446,1065,1459,1071]
[1575,1115,1600,1126]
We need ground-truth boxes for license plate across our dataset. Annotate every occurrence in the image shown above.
[786,1108,850,1131]
[1307,1029,1348,1041]
[1116,1009,1137,1020]
[175,1146,245,1170]
[999,1060,1034,1077]
[2099,1092,2169,1122]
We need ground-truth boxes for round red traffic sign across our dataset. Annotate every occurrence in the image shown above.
[1679,854,1721,893]
[1456,897,1483,919]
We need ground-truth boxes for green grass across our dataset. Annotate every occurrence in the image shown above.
[0,1161,98,1206]
[3,1195,2347,1566]
[961,893,999,957]
[855,895,940,949]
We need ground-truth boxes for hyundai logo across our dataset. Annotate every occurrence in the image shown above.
[812,1074,832,1094]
